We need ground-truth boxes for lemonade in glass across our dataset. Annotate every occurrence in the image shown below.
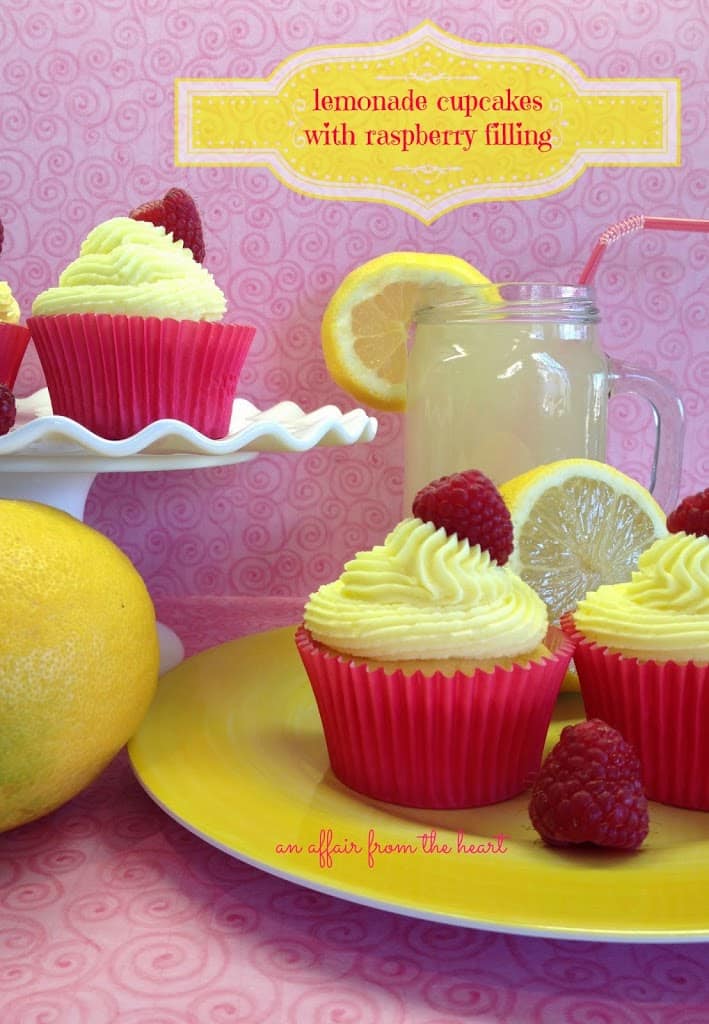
[404,283,684,512]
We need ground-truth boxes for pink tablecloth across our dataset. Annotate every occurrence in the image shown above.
[2,597,709,1024]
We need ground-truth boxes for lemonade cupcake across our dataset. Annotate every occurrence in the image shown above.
[29,190,254,439]
[0,282,30,390]
[562,487,709,810]
[296,470,575,808]
[0,222,31,389]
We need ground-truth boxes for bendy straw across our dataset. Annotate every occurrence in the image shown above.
[578,215,709,286]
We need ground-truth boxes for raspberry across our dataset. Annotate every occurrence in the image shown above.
[412,469,514,564]
[0,383,16,436]
[666,487,709,539]
[529,719,649,851]
[129,187,205,262]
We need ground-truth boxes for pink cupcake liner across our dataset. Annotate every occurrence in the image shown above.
[561,613,709,811]
[0,322,31,389]
[28,313,255,440]
[295,625,575,809]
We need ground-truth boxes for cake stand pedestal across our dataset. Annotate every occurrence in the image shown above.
[0,471,104,521]
[0,390,378,673]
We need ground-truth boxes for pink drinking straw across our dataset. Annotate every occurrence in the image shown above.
[578,214,709,285]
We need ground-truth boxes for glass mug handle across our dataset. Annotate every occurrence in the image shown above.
[607,357,686,513]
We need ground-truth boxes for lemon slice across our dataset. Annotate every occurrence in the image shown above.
[321,252,491,411]
[499,458,667,622]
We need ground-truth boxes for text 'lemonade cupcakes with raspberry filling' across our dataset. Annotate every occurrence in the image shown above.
[296,470,575,808]
[29,189,255,439]
[562,486,709,811]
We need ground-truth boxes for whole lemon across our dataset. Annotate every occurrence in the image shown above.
[0,499,160,832]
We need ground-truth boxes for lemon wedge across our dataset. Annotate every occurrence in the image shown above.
[321,251,491,411]
[499,458,667,622]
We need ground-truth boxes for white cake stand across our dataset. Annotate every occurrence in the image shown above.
[0,390,378,671]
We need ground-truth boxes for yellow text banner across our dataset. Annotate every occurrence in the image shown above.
[175,22,679,223]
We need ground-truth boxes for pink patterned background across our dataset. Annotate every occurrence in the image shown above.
[2,4,709,1020]
[1,0,707,603]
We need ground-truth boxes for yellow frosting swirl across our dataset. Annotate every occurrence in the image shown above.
[31,217,226,321]
[0,282,20,324]
[573,532,709,661]
[304,517,548,660]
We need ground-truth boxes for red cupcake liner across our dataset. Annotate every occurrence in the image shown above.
[295,625,575,809]
[28,313,255,439]
[561,613,709,811]
[0,322,31,389]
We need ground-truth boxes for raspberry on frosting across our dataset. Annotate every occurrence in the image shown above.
[528,719,649,851]
[666,487,709,539]
[130,187,205,263]
[412,469,514,565]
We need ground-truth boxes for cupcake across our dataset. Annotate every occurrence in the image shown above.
[0,221,31,389]
[28,189,254,439]
[562,486,709,811]
[296,469,575,808]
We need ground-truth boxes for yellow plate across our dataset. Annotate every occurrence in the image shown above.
[128,626,709,942]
